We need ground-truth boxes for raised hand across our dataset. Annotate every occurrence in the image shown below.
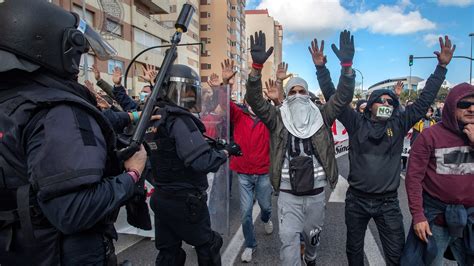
[394,81,404,97]
[308,39,327,67]
[434,35,456,67]
[84,80,95,93]
[276,62,292,81]
[112,66,122,85]
[140,64,158,84]
[96,94,111,110]
[92,64,101,81]
[207,73,220,87]
[250,30,274,67]
[263,79,280,103]
[331,30,355,66]
[221,59,237,85]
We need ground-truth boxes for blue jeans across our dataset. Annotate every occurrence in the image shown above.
[430,225,467,266]
[238,173,272,248]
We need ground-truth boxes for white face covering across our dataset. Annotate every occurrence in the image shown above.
[280,94,323,139]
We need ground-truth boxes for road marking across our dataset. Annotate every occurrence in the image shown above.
[328,175,349,203]
[400,173,406,180]
[222,202,260,265]
[115,234,146,254]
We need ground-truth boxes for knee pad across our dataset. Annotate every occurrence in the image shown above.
[196,231,223,266]
[156,246,186,266]
[209,231,223,255]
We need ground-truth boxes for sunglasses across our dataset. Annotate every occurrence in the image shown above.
[457,101,474,109]
[373,97,394,106]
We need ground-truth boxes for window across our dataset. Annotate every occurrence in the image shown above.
[201,37,211,44]
[201,76,208,82]
[105,19,123,36]
[200,0,209,4]
[107,59,124,74]
[200,63,211,69]
[80,54,95,70]
[170,5,177,13]
[72,5,94,26]
[134,28,163,54]
[200,25,209,31]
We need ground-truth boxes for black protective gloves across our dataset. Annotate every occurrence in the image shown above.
[250,31,274,67]
[331,30,355,67]
[224,142,243,157]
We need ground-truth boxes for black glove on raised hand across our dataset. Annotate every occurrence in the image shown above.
[331,30,355,67]
[224,142,242,157]
[250,31,274,68]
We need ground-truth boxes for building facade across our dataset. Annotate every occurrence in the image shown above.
[367,76,423,95]
[159,0,201,73]
[245,9,283,96]
[53,0,173,95]
[199,0,247,102]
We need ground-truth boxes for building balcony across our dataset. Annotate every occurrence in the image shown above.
[132,42,165,65]
[132,9,171,41]
[135,0,170,14]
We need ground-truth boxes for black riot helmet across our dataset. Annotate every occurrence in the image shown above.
[162,64,202,113]
[0,0,117,78]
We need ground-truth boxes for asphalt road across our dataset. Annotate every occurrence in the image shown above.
[115,154,456,266]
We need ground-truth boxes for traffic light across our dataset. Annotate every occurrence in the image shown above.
[409,55,413,66]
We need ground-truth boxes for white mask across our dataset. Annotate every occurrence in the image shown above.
[280,94,323,139]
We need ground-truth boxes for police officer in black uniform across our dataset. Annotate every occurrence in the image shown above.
[147,64,241,266]
[0,0,147,265]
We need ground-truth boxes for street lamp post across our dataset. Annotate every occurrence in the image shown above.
[469,33,474,84]
[353,68,364,97]
[81,0,89,81]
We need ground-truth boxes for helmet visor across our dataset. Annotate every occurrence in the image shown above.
[77,18,117,60]
[167,77,202,113]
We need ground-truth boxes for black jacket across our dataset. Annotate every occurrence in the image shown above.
[317,65,447,194]
[0,71,135,265]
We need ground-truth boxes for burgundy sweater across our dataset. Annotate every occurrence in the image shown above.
[406,83,474,224]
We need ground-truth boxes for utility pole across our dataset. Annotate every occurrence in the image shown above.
[82,0,89,81]
[470,33,474,84]
[353,68,364,97]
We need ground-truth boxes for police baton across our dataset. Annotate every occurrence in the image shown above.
[116,4,195,161]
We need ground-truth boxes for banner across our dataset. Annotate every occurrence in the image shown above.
[402,129,413,157]
[332,120,349,157]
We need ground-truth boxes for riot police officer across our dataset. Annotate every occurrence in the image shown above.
[0,0,147,265]
[147,64,241,266]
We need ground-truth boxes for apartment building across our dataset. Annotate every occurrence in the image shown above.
[245,9,283,91]
[53,0,172,95]
[159,0,201,73]
[199,0,247,102]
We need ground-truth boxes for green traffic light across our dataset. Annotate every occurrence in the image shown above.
[409,55,413,66]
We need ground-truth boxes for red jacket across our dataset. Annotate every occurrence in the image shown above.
[406,83,474,224]
[229,101,270,174]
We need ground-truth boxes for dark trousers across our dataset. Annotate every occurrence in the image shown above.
[345,189,405,266]
[150,190,222,266]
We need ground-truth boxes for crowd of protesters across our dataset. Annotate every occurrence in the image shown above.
[67,28,472,265]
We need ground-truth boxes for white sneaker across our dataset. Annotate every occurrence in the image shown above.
[264,220,273,235]
[241,247,255,262]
